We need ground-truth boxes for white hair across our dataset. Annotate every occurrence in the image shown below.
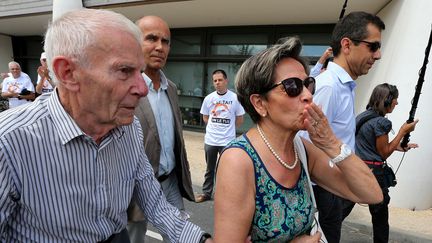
[8,61,21,69]
[43,8,142,83]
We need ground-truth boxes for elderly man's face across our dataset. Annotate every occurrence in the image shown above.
[76,29,148,127]
[9,63,21,79]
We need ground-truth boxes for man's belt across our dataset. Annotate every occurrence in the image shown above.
[157,171,172,183]
[364,161,384,166]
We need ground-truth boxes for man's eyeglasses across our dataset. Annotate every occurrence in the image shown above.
[263,77,316,96]
[351,39,381,52]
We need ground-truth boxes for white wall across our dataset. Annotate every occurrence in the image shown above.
[0,35,13,73]
[356,0,432,210]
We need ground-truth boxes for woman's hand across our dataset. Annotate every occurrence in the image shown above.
[303,103,341,159]
[396,142,419,152]
[400,119,419,134]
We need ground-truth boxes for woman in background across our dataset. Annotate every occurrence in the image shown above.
[355,83,418,243]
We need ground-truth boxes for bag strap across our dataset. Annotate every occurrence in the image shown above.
[355,110,380,136]
[294,136,317,208]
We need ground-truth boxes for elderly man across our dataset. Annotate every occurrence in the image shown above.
[0,9,212,243]
[1,61,35,108]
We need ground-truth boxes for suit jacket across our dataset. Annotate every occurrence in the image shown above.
[128,79,195,221]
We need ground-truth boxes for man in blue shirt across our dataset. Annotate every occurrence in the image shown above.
[300,11,385,243]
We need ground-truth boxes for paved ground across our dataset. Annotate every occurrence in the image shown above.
[145,130,432,242]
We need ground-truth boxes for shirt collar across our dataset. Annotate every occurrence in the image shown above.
[143,70,168,91]
[47,88,124,145]
[327,62,356,91]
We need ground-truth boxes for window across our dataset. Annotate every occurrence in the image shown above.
[210,33,268,56]
[171,34,201,55]
[166,24,334,132]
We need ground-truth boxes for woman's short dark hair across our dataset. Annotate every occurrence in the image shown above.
[366,83,399,116]
[235,36,309,123]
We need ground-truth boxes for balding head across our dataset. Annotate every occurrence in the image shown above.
[136,16,171,72]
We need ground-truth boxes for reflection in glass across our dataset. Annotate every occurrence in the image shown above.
[163,62,204,97]
[211,34,268,55]
[171,35,201,55]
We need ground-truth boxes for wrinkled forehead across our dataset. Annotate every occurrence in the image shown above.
[274,57,307,81]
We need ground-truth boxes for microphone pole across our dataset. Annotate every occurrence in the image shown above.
[339,0,348,20]
[400,25,432,148]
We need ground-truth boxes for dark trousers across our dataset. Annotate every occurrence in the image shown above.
[202,144,224,197]
[369,172,391,243]
[341,198,356,220]
[313,184,343,243]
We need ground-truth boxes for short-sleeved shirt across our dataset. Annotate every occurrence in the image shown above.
[200,90,245,146]
[355,110,392,161]
[1,74,34,108]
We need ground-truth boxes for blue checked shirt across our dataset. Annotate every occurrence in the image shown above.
[0,89,203,242]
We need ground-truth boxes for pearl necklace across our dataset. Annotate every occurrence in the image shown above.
[256,124,298,170]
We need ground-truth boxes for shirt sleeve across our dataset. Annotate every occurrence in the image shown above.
[134,151,203,243]
[374,117,392,137]
[235,101,245,116]
[0,141,20,236]
[24,78,35,92]
[1,79,9,92]
[310,62,323,78]
[200,96,210,115]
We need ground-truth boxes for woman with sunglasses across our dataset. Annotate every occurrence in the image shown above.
[213,36,383,243]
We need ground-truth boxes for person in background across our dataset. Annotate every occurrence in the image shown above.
[195,69,245,203]
[213,36,382,243]
[1,61,35,108]
[0,9,212,243]
[35,52,55,94]
[299,11,386,242]
[355,83,418,243]
[127,15,195,243]
[310,47,333,77]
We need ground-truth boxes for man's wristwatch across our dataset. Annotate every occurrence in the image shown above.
[329,143,352,167]
[199,232,212,243]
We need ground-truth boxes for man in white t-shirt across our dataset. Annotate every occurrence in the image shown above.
[195,69,245,203]
[1,61,35,109]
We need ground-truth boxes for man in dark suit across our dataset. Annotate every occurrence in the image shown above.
[127,15,195,243]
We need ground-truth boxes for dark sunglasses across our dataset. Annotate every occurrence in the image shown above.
[351,39,381,52]
[263,77,316,96]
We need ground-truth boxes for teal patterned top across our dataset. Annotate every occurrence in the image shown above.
[225,134,314,242]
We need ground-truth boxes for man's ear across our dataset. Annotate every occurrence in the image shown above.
[52,56,80,92]
[340,37,352,55]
